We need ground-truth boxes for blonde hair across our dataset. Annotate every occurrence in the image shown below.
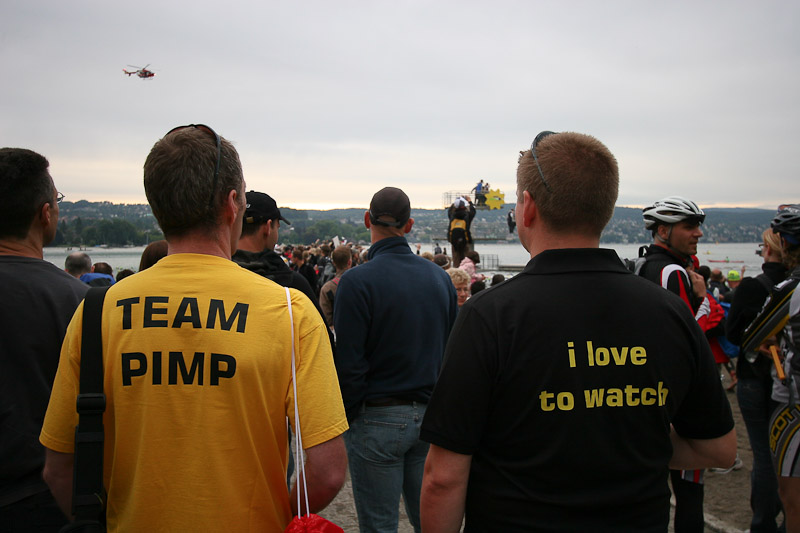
[517,132,618,236]
[447,267,470,286]
[763,228,782,258]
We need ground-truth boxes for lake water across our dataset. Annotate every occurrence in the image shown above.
[44,241,764,278]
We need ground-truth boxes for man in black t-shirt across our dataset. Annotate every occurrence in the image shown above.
[0,148,88,531]
[419,132,737,532]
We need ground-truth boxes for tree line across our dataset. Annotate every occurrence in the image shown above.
[53,206,370,247]
[54,201,775,247]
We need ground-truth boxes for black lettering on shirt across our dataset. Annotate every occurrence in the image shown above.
[121,351,237,387]
[206,300,249,333]
[210,353,237,385]
[122,352,147,386]
[169,351,204,385]
[144,296,169,328]
[153,351,162,384]
[172,297,202,329]
[117,297,140,330]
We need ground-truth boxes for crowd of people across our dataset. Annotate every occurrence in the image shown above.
[1,128,798,533]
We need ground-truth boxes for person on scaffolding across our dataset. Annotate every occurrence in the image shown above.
[448,196,475,268]
[471,179,486,207]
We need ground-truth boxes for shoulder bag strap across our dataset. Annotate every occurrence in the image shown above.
[72,286,110,520]
[285,287,311,518]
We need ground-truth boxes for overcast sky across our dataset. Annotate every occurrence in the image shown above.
[2,0,797,210]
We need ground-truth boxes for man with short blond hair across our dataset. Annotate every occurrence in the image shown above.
[420,132,736,532]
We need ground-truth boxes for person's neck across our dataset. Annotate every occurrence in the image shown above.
[370,229,404,244]
[524,229,599,259]
[0,237,44,259]
[235,235,265,254]
[652,240,691,263]
[166,230,235,260]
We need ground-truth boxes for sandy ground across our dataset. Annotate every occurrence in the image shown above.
[317,373,765,533]
[700,373,772,533]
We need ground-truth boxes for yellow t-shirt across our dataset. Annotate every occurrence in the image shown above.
[40,254,348,532]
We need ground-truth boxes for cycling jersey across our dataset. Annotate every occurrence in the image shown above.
[638,244,702,313]
[768,268,800,478]
[638,241,708,528]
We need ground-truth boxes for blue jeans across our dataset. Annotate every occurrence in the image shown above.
[344,402,429,533]
[738,377,784,532]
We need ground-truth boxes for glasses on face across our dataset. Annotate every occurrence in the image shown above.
[56,192,65,203]
[756,243,765,256]
[166,124,221,210]
[530,131,557,193]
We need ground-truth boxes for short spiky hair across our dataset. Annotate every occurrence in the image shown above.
[144,128,243,239]
[517,132,618,237]
[0,148,53,239]
[331,245,351,270]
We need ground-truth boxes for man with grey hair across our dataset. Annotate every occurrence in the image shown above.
[65,252,114,286]
[0,148,87,531]
[64,251,92,278]
[40,125,348,531]
[334,186,458,532]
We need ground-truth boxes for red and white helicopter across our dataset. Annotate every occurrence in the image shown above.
[123,64,155,79]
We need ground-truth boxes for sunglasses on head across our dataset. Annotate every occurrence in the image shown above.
[529,131,557,193]
[166,124,221,210]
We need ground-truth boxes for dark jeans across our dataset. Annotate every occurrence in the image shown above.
[0,490,68,533]
[738,377,784,532]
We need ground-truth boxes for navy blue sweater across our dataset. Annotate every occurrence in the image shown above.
[333,236,458,421]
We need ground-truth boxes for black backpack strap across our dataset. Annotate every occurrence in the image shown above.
[72,286,110,521]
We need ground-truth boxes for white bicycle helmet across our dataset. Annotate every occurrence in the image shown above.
[642,196,706,230]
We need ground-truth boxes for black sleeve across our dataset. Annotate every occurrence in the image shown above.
[421,304,495,454]
[672,319,735,439]
[725,278,768,345]
[291,272,336,351]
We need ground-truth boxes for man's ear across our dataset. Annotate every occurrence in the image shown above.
[656,224,670,242]
[364,211,371,230]
[262,220,273,239]
[521,191,537,227]
[39,201,52,228]
[224,189,241,225]
[403,218,414,234]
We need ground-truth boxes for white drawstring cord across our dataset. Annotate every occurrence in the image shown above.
[286,288,310,517]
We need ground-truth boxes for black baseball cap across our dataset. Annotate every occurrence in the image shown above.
[244,191,291,226]
[368,187,410,228]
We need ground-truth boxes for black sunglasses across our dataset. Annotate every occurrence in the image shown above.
[530,131,557,193]
[166,124,221,210]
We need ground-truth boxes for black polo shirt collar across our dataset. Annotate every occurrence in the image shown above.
[521,248,629,276]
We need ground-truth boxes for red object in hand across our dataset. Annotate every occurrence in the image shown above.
[284,514,344,533]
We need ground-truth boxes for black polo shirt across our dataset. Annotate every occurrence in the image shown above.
[421,248,733,532]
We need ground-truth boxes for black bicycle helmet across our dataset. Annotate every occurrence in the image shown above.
[771,204,800,244]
